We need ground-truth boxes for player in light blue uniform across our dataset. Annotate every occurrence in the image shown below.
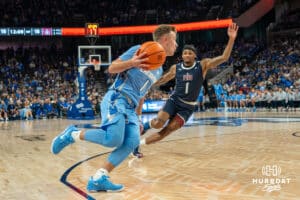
[51,24,177,192]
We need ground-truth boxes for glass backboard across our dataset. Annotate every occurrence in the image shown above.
[78,45,111,67]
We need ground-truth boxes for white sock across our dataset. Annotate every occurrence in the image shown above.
[71,131,81,141]
[93,168,108,180]
[140,138,146,145]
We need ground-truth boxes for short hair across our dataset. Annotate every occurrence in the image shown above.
[153,24,176,41]
[183,44,197,54]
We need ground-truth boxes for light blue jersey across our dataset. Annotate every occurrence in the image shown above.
[52,42,166,187]
[110,45,163,107]
[83,45,164,167]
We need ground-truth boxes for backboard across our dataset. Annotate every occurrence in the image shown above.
[78,45,111,67]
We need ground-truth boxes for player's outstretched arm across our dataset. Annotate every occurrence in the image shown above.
[201,23,239,71]
[108,52,149,74]
[153,64,176,87]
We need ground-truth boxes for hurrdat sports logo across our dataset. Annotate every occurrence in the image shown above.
[252,165,291,192]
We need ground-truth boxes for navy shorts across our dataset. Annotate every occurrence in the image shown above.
[162,97,195,123]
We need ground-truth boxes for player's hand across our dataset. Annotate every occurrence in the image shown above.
[131,52,149,69]
[227,23,239,40]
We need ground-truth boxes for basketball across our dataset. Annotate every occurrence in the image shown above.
[137,41,166,70]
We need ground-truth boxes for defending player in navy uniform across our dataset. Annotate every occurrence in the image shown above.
[134,23,239,157]
[51,24,178,192]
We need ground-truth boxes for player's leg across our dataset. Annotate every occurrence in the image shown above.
[51,91,126,154]
[85,92,138,192]
[133,99,175,157]
[132,122,146,158]
[83,114,126,147]
[51,113,126,152]
[109,122,140,166]
[145,114,184,144]
[87,121,140,192]
[148,110,170,129]
[133,109,169,157]
[85,105,138,192]
[51,122,126,192]
[142,98,175,134]
[144,105,193,144]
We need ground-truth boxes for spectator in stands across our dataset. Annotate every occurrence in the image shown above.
[43,98,58,119]
[0,100,9,121]
[287,87,296,112]
[20,99,33,120]
[218,93,226,108]
[7,98,19,120]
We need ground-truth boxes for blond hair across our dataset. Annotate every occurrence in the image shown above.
[153,24,176,41]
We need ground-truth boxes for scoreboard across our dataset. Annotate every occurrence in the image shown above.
[0,27,62,36]
[0,23,95,36]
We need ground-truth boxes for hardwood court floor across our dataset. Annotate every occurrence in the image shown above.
[0,112,299,200]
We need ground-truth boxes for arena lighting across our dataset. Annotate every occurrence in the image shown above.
[64,19,233,36]
[0,19,232,36]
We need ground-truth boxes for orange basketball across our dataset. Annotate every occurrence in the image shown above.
[137,41,166,70]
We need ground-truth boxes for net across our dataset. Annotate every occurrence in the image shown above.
[91,59,101,71]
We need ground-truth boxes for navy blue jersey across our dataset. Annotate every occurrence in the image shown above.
[171,61,203,104]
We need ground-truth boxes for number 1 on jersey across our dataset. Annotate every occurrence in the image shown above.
[185,82,189,94]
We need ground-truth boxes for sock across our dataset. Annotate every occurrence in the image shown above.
[71,130,81,141]
[133,146,139,153]
[143,121,151,131]
[140,138,146,145]
[93,168,108,180]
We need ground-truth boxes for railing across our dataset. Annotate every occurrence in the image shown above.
[209,66,233,84]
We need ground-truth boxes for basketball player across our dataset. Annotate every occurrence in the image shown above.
[134,23,239,156]
[51,24,177,192]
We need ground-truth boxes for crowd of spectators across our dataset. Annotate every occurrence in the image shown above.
[1,35,299,122]
[0,46,103,121]
[0,1,299,121]
[0,0,256,27]
[132,36,299,113]
[199,37,300,112]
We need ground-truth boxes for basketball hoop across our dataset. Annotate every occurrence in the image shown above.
[89,54,101,71]
[94,63,100,71]
[91,59,101,71]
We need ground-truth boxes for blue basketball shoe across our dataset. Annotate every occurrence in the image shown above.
[51,125,78,154]
[86,176,124,192]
